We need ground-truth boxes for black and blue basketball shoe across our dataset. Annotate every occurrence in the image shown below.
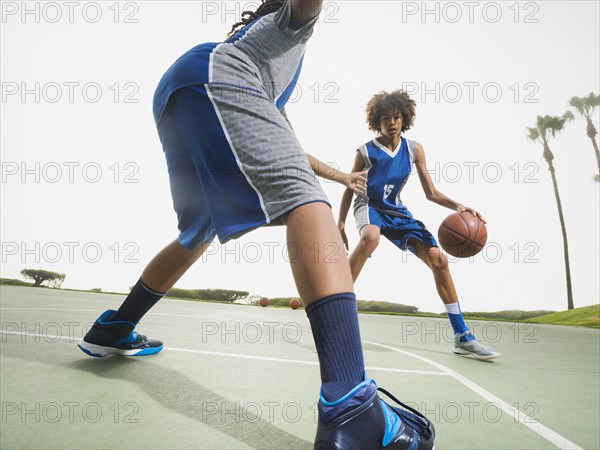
[78,310,163,357]
[314,378,435,450]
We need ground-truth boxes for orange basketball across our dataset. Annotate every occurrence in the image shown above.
[438,212,487,258]
[259,297,269,307]
[289,298,301,310]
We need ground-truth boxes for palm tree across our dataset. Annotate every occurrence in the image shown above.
[568,93,600,176]
[527,114,574,309]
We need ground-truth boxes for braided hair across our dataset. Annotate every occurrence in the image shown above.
[228,0,286,37]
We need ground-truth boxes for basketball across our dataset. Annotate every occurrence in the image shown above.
[290,298,301,310]
[438,212,487,258]
[259,297,269,307]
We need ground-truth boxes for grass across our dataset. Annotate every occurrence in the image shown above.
[0,278,32,287]
[3,282,598,329]
[524,304,600,329]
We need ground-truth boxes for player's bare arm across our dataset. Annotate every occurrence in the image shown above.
[338,150,367,249]
[414,142,486,223]
[306,153,367,194]
[290,0,324,28]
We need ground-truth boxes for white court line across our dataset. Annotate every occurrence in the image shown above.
[0,307,312,332]
[0,307,299,325]
[1,307,105,312]
[2,313,583,448]
[0,330,446,377]
[363,340,582,450]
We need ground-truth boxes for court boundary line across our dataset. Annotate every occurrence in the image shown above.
[363,340,582,450]
[0,306,589,448]
[2,307,598,334]
[0,330,447,377]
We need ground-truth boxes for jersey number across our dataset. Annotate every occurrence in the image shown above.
[383,184,394,200]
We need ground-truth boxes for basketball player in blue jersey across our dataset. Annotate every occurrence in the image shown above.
[339,90,500,360]
[76,2,435,448]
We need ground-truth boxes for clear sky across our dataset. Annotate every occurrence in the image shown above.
[1,1,599,313]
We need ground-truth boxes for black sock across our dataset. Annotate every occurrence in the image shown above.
[110,278,165,324]
[306,292,365,402]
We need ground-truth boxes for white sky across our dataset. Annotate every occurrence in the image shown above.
[1,1,599,313]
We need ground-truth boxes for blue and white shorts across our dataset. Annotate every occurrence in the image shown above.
[157,84,330,249]
[354,203,438,255]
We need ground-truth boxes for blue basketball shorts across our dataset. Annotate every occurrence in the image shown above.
[354,204,438,255]
[156,84,330,249]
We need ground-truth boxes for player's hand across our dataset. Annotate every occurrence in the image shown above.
[458,206,487,224]
[346,171,367,195]
[338,223,349,251]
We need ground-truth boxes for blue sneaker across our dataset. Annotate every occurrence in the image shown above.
[314,379,435,450]
[78,310,163,357]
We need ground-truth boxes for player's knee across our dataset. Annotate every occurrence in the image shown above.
[360,229,380,252]
[429,250,448,271]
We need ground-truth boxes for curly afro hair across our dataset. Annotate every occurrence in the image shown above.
[365,90,416,134]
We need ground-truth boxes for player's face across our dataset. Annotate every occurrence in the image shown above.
[379,110,403,139]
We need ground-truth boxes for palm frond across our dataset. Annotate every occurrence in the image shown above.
[585,92,600,109]
[569,96,585,115]
[527,126,540,142]
[546,115,567,139]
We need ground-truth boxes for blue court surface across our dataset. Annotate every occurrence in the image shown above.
[1,286,598,449]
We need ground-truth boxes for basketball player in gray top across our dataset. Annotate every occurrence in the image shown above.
[78,2,436,448]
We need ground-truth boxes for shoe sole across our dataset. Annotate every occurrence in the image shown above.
[78,340,163,357]
[453,348,500,360]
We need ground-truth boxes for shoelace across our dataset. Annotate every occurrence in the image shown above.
[460,333,484,349]
[377,387,433,440]
[470,340,484,350]
[130,331,147,342]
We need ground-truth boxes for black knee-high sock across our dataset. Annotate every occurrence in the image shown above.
[306,292,365,402]
[109,278,165,324]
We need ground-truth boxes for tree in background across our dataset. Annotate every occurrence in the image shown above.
[527,114,574,309]
[568,92,600,179]
[20,269,66,288]
[166,287,249,302]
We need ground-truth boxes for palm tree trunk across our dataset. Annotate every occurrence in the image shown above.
[544,144,574,309]
[586,118,600,173]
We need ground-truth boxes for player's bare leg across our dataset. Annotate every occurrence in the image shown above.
[281,200,364,398]
[410,238,499,360]
[282,203,435,448]
[410,240,457,304]
[348,225,381,282]
[141,240,211,293]
[281,202,354,303]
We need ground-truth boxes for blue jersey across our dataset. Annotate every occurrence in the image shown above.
[152,0,316,125]
[354,137,417,218]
